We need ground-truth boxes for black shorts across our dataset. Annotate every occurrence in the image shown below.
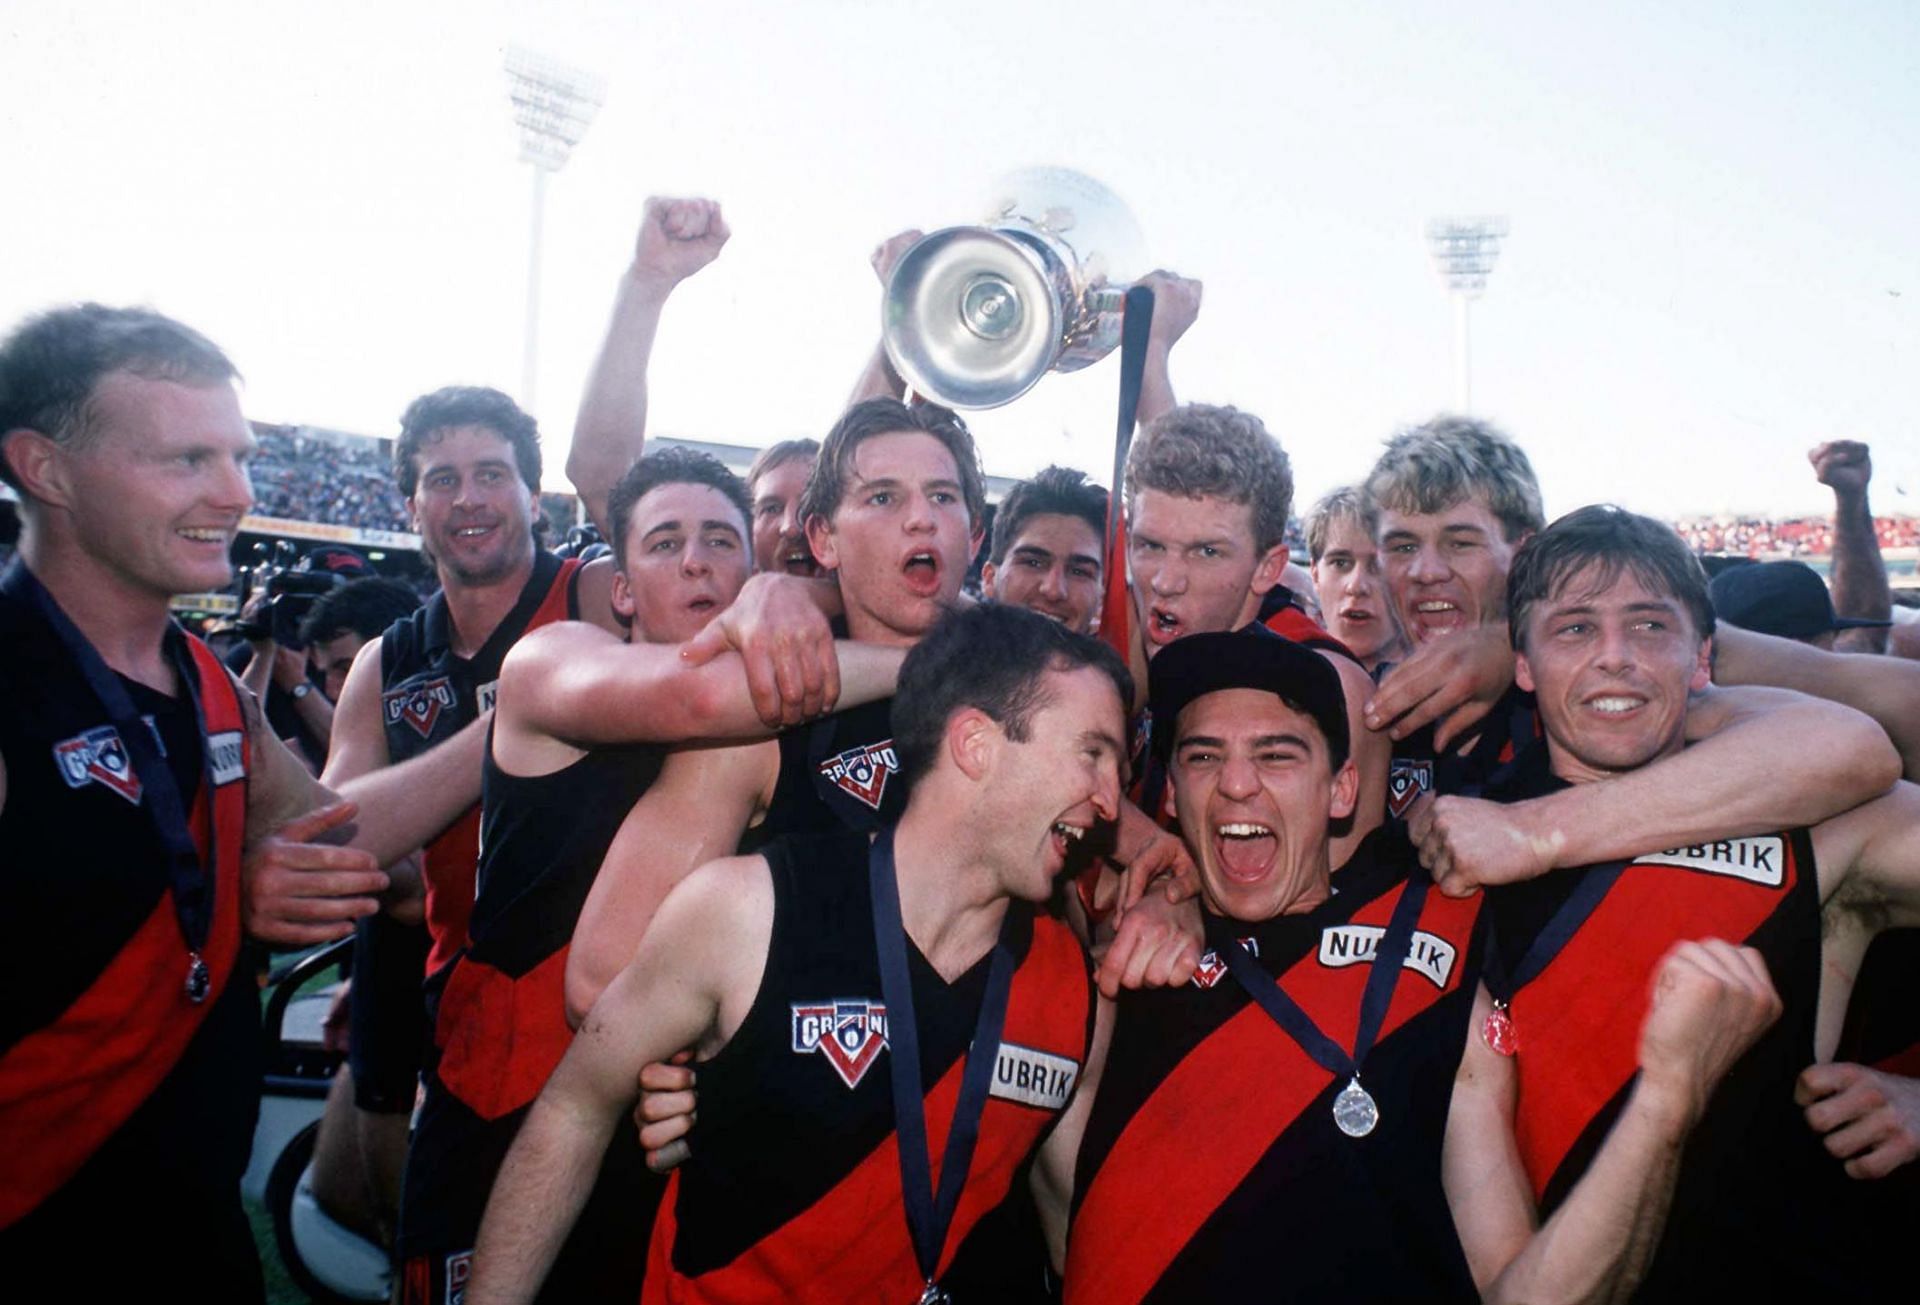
[347,913,431,1114]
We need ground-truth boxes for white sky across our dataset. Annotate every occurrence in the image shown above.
[4,0,1916,520]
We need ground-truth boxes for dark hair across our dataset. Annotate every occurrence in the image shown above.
[797,398,987,529]
[1364,414,1544,544]
[745,438,820,493]
[1124,403,1293,553]
[606,446,753,565]
[1507,505,1715,651]
[988,465,1109,566]
[892,603,1133,790]
[393,386,541,499]
[298,577,422,646]
[0,303,238,493]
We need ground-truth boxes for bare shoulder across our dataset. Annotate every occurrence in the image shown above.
[1814,780,1920,909]
[663,854,776,941]
[575,556,621,633]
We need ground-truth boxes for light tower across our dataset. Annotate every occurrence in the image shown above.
[504,46,605,414]
[1424,216,1508,413]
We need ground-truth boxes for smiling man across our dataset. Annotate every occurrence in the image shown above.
[469,605,1128,1304]
[980,465,1108,634]
[1048,629,1781,1304]
[1464,506,1920,1300]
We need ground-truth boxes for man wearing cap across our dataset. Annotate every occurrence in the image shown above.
[1045,629,1782,1303]
[1709,558,1894,650]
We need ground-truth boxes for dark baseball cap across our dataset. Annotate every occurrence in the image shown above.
[299,545,375,578]
[1708,560,1891,641]
[1148,628,1350,769]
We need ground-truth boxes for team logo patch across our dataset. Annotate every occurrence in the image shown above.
[476,678,499,715]
[207,729,246,786]
[1318,924,1458,988]
[989,1041,1080,1110]
[1387,757,1432,817]
[52,725,143,804]
[443,1249,471,1305]
[818,739,899,811]
[1636,837,1786,888]
[791,999,890,1088]
[383,676,457,739]
[1191,937,1258,989]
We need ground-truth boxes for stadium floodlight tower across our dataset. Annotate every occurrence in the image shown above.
[505,45,605,414]
[1424,216,1508,413]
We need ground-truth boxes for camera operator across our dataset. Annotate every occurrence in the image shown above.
[234,545,377,767]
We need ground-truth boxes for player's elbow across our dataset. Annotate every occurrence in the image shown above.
[564,947,617,1030]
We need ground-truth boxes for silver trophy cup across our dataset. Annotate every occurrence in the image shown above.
[882,168,1146,410]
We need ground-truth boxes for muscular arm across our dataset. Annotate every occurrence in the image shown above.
[1417,684,1900,896]
[497,621,905,755]
[569,198,730,537]
[565,739,779,1024]
[1132,271,1200,425]
[1449,945,1781,1303]
[470,857,770,1305]
[1714,623,1920,778]
[1813,441,1890,655]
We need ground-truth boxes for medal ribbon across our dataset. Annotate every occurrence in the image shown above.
[1481,860,1629,1006]
[2,561,217,969]
[1223,872,1429,1090]
[870,826,1020,1293]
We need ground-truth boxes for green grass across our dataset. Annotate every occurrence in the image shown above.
[246,1194,314,1304]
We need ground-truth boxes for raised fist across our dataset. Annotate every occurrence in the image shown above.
[632,196,730,290]
[1135,269,1202,348]
[1809,440,1872,497]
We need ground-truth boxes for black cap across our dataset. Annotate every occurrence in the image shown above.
[1148,628,1349,769]
[1708,560,1891,641]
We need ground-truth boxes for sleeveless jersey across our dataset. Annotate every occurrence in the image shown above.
[646,829,1094,1303]
[379,548,582,975]
[1067,829,1482,1303]
[746,695,903,849]
[0,563,257,1288]
[1387,682,1538,818]
[1484,747,1879,1301]
[397,728,665,1295]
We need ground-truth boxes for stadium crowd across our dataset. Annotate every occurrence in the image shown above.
[249,423,412,532]
[3,195,1918,1305]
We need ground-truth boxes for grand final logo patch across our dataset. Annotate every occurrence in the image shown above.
[383,676,457,739]
[818,739,899,811]
[791,999,889,1088]
[53,724,144,804]
[1191,937,1259,989]
[1387,757,1433,818]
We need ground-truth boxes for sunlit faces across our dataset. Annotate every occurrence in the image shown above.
[982,512,1104,634]
[405,424,537,588]
[1311,515,1404,668]
[1515,565,1712,784]
[34,373,256,601]
[613,481,752,644]
[1169,687,1358,924]
[1127,489,1288,656]
[805,431,978,646]
[749,454,821,577]
[975,666,1127,902]
[1377,495,1523,645]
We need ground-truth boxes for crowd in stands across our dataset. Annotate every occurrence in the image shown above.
[248,422,411,532]
[1674,513,1920,558]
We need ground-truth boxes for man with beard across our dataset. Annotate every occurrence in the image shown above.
[980,465,1108,635]
[395,447,909,1301]
[1050,629,1780,1303]
[468,605,1130,1304]
[1441,506,1920,1299]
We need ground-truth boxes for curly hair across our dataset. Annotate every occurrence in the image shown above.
[393,386,541,499]
[1124,404,1293,553]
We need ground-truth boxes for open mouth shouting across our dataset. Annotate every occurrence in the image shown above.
[1213,820,1278,884]
[778,539,820,577]
[1408,597,1467,639]
[901,549,943,597]
[1145,604,1186,648]
[1050,819,1089,864]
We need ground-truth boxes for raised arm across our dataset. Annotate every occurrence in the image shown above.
[469,856,768,1305]
[1414,683,1900,897]
[565,739,779,1024]
[1714,623,1920,778]
[569,197,730,536]
[848,229,921,405]
[1133,270,1201,425]
[1447,944,1781,1303]
[1812,441,1891,655]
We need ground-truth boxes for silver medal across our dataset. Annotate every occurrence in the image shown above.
[185,952,211,1003]
[1331,1076,1378,1138]
[916,1281,951,1305]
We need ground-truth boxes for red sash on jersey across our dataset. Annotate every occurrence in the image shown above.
[643,916,1091,1304]
[1263,604,1354,661]
[0,637,250,1228]
[1065,882,1478,1305]
[433,946,573,1121]
[1509,834,1805,1200]
[420,558,581,976]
